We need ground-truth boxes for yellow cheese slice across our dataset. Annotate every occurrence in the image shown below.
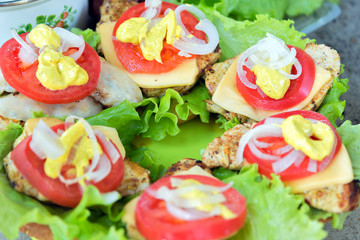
[92,125,126,158]
[284,144,353,193]
[98,22,199,88]
[212,56,332,121]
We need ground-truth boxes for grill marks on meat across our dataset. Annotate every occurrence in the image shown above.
[164,158,212,177]
[302,181,360,213]
[202,124,252,170]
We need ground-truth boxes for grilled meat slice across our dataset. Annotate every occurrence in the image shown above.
[202,123,359,214]
[202,123,252,170]
[117,158,150,196]
[3,118,150,204]
[164,158,212,177]
[302,181,360,213]
[204,44,341,121]
[91,58,143,107]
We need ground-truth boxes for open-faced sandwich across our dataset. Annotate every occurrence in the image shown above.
[96,0,221,97]
[205,33,340,123]
[122,159,247,240]
[203,110,360,215]
[0,23,143,127]
[0,0,359,240]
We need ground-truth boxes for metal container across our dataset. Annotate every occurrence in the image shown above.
[0,0,88,46]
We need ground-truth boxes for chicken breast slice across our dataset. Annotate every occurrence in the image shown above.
[0,70,15,95]
[0,94,103,121]
[204,44,341,121]
[91,58,143,107]
[3,118,151,205]
[202,124,360,213]
[202,123,252,170]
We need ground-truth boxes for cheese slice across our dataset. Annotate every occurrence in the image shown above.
[284,144,353,193]
[212,56,332,121]
[92,125,126,158]
[98,22,199,89]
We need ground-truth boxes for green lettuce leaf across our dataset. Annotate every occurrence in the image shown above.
[337,121,360,180]
[71,28,101,50]
[286,0,323,17]
[86,101,143,148]
[220,165,327,240]
[318,66,349,127]
[132,82,210,141]
[168,0,326,20]
[0,174,127,240]
[215,116,240,131]
[0,123,23,172]
[308,207,351,230]
[127,145,166,182]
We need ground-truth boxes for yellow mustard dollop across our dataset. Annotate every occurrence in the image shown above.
[116,10,182,63]
[177,179,236,220]
[44,121,100,179]
[29,24,89,90]
[36,46,89,90]
[253,64,292,99]
[29,24,61,49]
[281,115,335,161]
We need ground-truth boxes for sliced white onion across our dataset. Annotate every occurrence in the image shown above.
[58,116,100,185]
[272,149,297,173]
[236,124,283,165]
[147,178,234,221]
[53,27,85,61]
[166,202,213,221]
[94,129,120,164]
[294,151,306,167]
[307,159,318,173]
[174,4,206,45]
[264,117,285,125]
[257,86,268,98]
[273,144,293,155]
[253,139,273,148]
[87,153,111,183]
[248,139,280,161]
[101,191,120,205]
[237,33,303,91]
[173,5,218,56]
[278,59,302,79]
[170,178,233,193]
[141,0,162,20]
[29,119,65,160]
[237,46,259,89]
[11,29,38,65]
[319,134,338,171]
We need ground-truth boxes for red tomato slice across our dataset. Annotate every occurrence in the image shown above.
[244,110,341,181]
[135,174,247,240]
[236,46,315,111]
[10,124,124,208]
[112,2,206,74]
[0,32,101,104]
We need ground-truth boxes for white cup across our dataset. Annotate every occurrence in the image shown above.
[0,0,89,46]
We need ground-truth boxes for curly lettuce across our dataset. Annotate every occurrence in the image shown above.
[215,165,327,240]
